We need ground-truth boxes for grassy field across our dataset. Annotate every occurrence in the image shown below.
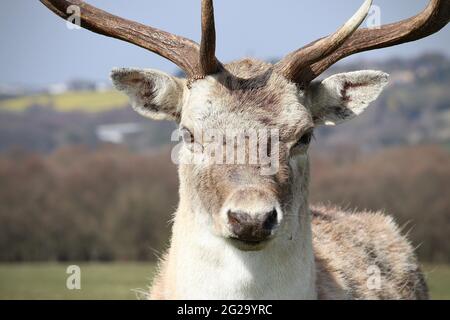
[0,263,448,300]
[0,90,129,113]
[0,263,155,300]
[423,264,450,300]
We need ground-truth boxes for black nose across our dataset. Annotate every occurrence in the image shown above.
[227,209,278,243]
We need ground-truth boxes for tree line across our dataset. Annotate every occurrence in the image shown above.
[0,144,448,262]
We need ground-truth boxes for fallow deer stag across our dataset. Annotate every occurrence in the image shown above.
[40,0,449,299]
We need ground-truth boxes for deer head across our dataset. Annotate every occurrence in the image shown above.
[41,0,449,251]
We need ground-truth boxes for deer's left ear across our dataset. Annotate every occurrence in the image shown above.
[111,68,187,122]
[306,70,389,126]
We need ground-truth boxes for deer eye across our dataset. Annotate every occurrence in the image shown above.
[180,127,194,144]
[293,130,314,149]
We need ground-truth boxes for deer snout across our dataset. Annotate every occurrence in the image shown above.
[227,209,279,243]
[222,187,282,249]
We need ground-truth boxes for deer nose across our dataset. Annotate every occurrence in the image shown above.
[227,209,278,243]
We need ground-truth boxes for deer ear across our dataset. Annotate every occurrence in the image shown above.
[307,70,389,126]
[111,68,187,121]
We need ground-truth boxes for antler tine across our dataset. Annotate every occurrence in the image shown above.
[200,0,221,76]
[276,0,450,86]
[275,0,372,85]
[302,0,450,84]
[40,0,222,80]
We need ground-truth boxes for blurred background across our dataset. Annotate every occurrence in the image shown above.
[0,0,449,299]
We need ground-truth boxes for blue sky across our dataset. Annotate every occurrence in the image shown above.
[1,0,449,86]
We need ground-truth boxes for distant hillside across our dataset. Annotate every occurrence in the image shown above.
[0,90,128,113]
[315,53,450,151]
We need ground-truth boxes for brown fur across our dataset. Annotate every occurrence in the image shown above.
[312,206,429,300]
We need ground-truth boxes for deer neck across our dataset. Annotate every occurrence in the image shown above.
[167,163,317,299]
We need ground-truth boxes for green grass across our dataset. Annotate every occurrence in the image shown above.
[0,263,448,300]
[0,263,155,300]
[423,264,450,300]
[0,90,129,113]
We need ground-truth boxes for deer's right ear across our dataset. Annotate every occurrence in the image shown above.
[111,68,187,122]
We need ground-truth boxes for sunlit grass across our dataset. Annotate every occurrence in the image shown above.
[0,90,129,113]
[423,264,450,300]
[0,263,155,300]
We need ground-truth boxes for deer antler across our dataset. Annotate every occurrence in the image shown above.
[276,0,450,86]
[39,0,221,80]
[275,0,373,85]
[200,0,221,76]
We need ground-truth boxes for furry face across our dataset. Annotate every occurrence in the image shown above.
[111,58,388,252]
[177,60,314,251]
